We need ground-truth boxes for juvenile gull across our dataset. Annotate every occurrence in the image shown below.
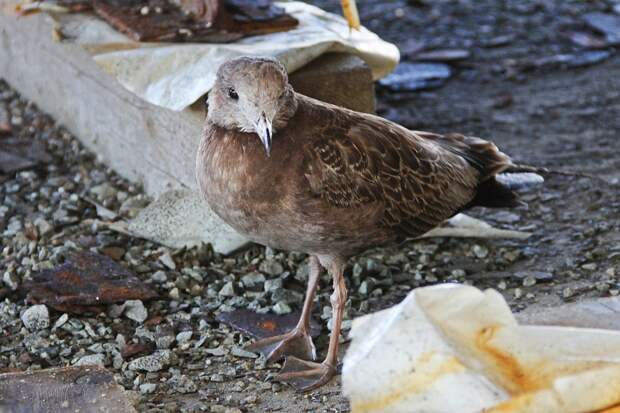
[196,56,544,391]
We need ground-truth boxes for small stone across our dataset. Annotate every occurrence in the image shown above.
[205,347,227,357]
[582,263,597,271]
[352,262,364,278]
[2,271,19,290]
[169,374,197,394]
[562,287,574,299]
[264,278,282,292]
[21,305,49,331]
[34,218,54,237]
[89,183,117,200]
[156,334,175,349]
[219,281,236,297]
[241,272,266,289]
[606,268,616,277]
[124,300,148,323]
[272,301,291,315]
[176,331,193,344]
[259,259,284,276]
[140,383,157,394]
[472,245,489,259]
[231,346,258,359]
[151,270,168,283]
[74,353,105,366]
[210,373,225,382]
[169,287,180,300]
[451,269,466,278]
[128,351,171,372]
[52,313,69,331]
[522,276,537,287]
[159,252,176,270]
[513,288,523,299]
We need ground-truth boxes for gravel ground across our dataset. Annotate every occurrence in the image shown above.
[2,0,620,412]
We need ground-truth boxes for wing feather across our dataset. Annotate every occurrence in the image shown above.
[303,111,498,238]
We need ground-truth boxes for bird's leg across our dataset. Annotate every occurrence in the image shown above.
[276,258,347,392]
[245,256,320,363]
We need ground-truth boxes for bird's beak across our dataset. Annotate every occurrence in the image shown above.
[254,112,273,157]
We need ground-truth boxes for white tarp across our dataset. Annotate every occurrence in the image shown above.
[52,1,400,111]
[343,284,620,413]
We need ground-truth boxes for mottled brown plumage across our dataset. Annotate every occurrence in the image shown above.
[196,57,541,391]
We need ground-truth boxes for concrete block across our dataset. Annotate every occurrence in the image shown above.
[290,53,375,113]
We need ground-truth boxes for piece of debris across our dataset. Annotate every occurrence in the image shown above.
[379,62,451,92]
[0,366,136,413]
[24,251,158,313]
[92,0,298,43]
[583,12,620,45]
[343,284,620,413]
[411,48,471,63]
[419,213,531,240]
[128,189,247,254]
[0,138,52,175]
[216,309,321,340]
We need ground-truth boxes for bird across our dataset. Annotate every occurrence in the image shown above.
[196,56,545,391]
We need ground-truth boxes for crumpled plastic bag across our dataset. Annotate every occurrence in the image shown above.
[342,284,620,413]
[50,1,399,111]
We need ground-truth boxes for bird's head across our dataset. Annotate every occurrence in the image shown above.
[207,57,298,157]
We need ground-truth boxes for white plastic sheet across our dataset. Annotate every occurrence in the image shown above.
[343,284,620,413]
[52,1,400,111]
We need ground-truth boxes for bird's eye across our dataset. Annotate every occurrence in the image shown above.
[227,88,239,100]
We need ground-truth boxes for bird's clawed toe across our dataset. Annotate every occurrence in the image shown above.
[245,328,316,364]
[276,356,336,392]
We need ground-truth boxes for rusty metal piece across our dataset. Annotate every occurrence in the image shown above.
[91,0,297,43]
[0,138,52,175]
[0,366,137,413]
[217,309,321,340]
[25,251,158,314]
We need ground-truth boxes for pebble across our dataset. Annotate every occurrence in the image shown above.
[21,305,49,331]
[259,259,284,276]
[562,287,574,298]
[522,276,537,287]
[159,252,176,270]
[272,301,292,315]
[156,334,176,349]
[151,270,168,283]
[124,300,148,323]
[241,272,266,289]
[128,350,171,372]
[472,245,489,259]
[219,281,236,297]
[52,313,69,331]
[176,331,193,344]
[169,287,180,300]
[581,263,597,271]
[264,278,283,292]
[140,383,157,394]
[231,346,258,359]
[74,353,105,366]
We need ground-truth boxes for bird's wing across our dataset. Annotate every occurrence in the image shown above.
[303,114,506,237]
